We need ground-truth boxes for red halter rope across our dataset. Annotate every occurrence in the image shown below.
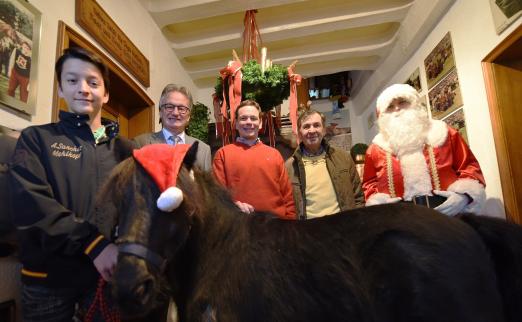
[84,277,120,322]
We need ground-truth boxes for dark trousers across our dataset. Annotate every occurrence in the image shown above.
[7,68,29,102]
[22,283,100,322]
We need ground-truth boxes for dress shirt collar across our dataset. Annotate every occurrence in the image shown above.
[301,145,325,157]
[162,128,186,144]
[236,137,260,147]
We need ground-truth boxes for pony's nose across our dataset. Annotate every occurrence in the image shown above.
[133,278,154,304]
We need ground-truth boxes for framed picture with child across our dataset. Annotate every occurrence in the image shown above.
[0,0,41,115]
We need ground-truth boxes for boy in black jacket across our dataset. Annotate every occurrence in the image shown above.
[9,47,122,321]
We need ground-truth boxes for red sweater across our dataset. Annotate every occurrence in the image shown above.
[213,141,296,219]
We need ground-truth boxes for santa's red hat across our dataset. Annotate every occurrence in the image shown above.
[132,144,191,212]
[376,84,419,116]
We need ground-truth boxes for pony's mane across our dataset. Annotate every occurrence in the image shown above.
[96,156,161,243]
[94,157,138,237]
[176,167,239,224]
[98,156,235,222]
[96,157,136,210]
[96,153,246,242]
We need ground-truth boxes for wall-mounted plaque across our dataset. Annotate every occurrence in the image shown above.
[76,0,150,87]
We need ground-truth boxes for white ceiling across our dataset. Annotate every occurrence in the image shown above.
[140,0,453,93]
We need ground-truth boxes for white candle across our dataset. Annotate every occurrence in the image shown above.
[261,47,267,73]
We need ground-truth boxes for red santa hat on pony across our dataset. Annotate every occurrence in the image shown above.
[376,84,419,116]
[132,144,191,212]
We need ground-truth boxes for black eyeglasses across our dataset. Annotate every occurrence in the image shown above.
[160,104,190,115]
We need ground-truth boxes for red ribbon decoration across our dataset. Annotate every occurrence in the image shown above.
[287,64,302,141]
[275,105,282,128]
[242,10,261,63]
[220,60,242,142]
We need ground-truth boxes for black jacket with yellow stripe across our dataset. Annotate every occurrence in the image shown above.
[9,111,124,288]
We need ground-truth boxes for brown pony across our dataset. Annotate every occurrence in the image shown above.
[101,143,522,322]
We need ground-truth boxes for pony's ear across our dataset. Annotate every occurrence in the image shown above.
[114,138,136,162]
[183,141,199,170]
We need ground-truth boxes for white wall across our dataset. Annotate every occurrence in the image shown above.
[349,99,371,145]
[351,0,522,218]
[0,0,196,131]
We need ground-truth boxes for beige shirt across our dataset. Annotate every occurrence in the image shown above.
[303,154,340,218]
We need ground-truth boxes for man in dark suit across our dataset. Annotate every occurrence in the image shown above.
[134,84,211,171]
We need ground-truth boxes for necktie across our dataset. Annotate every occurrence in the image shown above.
[169,135,182,145]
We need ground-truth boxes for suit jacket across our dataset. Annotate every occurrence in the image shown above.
[133,131,212,172]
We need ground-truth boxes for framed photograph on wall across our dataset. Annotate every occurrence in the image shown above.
[405,67,422,92]
[0,0,41,115]
[424,32,456,89]
[489,0,522,34]
[428,68,463,120]
[442,107,468,143]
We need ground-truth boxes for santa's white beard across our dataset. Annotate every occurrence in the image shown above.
[378,107,430,156]
[378,107,433,199]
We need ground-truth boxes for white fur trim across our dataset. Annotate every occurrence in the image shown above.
[372,133,392,152]
[366,193,393,206]
[447,178,486,214]
[157,187,184,212]
[399,151,432,200]
[376,84,419,114]
[426,120,448,148]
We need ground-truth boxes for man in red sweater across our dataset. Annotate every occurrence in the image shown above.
[213,100,296,219]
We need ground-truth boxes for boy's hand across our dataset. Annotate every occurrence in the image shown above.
[234,201,255,214]
[93,243,118,281]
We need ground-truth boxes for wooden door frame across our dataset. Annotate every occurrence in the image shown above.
[52,21,154,128]
[482,23,522,223]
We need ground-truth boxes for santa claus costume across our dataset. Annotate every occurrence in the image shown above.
[362,84,485,215]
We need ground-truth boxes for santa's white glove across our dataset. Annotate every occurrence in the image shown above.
[433,190,469,216]
[365,193,402,206]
